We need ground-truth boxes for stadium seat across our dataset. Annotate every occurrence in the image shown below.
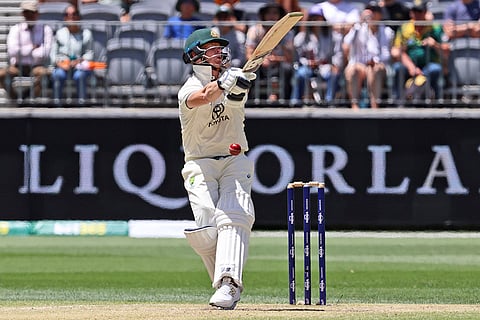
[129,2,172,21]
[105,38,151,103]
[38,2,71,32]
[448,37,480,102]
[113,22,161,50]
[38,2,70,20]
[82,20,114,62]
[80,3,122,21]
[146,39,192,103]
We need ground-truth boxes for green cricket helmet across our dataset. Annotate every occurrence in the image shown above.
[182,28,230,67]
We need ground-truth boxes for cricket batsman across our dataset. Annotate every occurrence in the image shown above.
[179,28,257,310]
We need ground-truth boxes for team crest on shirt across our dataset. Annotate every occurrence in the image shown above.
[208,103,230,127]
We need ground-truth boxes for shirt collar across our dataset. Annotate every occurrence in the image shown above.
[192,64,214,83]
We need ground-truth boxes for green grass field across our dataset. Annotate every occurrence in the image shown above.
[0,232,479,319]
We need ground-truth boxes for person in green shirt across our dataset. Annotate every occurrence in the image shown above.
[390,0,450,101]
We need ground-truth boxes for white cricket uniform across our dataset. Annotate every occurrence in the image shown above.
[179,65,248,162]
[179,65,255,289]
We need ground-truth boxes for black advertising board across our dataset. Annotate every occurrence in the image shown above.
[1,109,479,230]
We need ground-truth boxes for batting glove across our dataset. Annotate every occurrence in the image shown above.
[230,72,256,94]
[217,68,256,93]
[218,67,242,92]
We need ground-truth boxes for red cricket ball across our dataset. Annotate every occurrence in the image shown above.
[229,143,242,156]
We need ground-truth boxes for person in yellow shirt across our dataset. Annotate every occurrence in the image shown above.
[390,0,450,101]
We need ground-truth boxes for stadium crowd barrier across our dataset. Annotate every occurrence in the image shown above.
[0,19,479,108]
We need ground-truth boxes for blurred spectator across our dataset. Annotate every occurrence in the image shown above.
[118,0,139,22]
[391,0,450,101]
[212,5,246,68]
[342,2,394,108]
[245,2,294,102]
[276,0,303,13]
[213,0,246,33]
[0,0,54,100]
[214,0,245,22]
[164,0,203,39]
[378,0,410,33]
[275,0,308,31]
[290,5,343,106]
[50,4,94,104]
[317,0,360,34]
[443,0,480,39]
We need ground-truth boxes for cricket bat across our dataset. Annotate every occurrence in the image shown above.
[243,12,304,73]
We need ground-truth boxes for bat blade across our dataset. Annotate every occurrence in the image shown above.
[243,12,303,73]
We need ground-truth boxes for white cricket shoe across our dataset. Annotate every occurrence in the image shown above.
[209,277,241,310]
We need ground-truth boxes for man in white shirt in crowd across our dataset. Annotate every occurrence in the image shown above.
[0,0,53,100]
